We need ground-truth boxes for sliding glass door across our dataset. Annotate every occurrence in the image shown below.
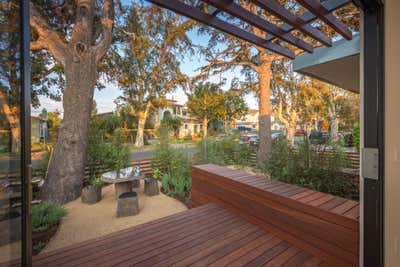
[0,0,31,265]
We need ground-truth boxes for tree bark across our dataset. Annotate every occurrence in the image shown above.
[202,117,209,138]
[0,90,20,153]
[256,55,273,163]
[42,57,98,203]
[135,104,150,147]
[286,125,296,146]
[31,0,114,203]
[328,103,339,142]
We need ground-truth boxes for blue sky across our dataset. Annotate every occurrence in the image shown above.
[32,2,259,116]
[33,29,258,116]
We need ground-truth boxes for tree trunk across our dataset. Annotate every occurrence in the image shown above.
[42,57,97,204]
[135,104,150,148]
[202,117,209,138]
[256,57,273,163]
[328,104,339,142]
[286,125,296,146]
[0,91,20,153]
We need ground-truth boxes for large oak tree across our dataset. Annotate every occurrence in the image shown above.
[30,0,116,203]
[114,3,194,147]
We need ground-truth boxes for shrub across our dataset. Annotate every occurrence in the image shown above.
[87,128,130,177]
[151,168,162,180]
[194,132,255,167]
[152,127,192,201]
[32,203,66,233]
[88,177,103,186]
[264,140,357,198]
[353,122,360,150]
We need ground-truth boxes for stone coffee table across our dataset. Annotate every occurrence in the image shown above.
[101,167,145,198]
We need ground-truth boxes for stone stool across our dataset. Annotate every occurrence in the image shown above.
[144,178,160,196]
[117,192,139,217]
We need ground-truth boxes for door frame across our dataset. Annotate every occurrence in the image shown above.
[20,0,32,265]
[17,0,386,266]
[354,0,385,266]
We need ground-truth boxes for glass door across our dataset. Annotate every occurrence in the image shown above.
[0,0,31,265]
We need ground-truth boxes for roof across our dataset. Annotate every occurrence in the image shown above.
[293,34,360,93]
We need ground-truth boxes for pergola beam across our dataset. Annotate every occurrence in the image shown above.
[251,0,332,46]
[201,0,314,53]
[147,0,295,59]
[266,0,351,41]
[296,0,353,40]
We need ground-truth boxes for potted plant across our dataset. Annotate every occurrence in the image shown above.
[81,177,103,204]
[32,203,66,254]
[151,168,163,180]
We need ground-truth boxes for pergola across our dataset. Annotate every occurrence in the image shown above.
[147,0,354,59]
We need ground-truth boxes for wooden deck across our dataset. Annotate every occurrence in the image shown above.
[192,164,359,267]
[4,204,330,267]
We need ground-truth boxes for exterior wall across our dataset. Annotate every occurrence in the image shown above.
[385,0,400,266]
[158,102,200,138]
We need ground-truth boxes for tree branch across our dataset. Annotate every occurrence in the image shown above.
[95,0,114,63]
[30,2,69,66]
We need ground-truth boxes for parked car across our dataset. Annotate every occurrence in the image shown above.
[248,136,260,146]
[238,134,258,145]
[309,130,329,144]
[272,132,285,140]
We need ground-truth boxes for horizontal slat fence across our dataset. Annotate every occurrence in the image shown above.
[248,150,360,170]
[0,158,154,217]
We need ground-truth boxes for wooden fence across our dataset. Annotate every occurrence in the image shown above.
[248,150,360,170]
[0,158,153,217]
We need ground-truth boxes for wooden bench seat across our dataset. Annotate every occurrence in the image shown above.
[192,164,359,267]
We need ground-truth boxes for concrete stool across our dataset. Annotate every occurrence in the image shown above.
[144,178,159,196]
[117,192,139,217]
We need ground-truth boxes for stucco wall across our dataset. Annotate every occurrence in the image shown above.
[385,0,400,266]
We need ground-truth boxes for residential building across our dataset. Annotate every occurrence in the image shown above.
[157,99,201,138]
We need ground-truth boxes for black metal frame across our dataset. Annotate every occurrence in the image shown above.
[353,0,385,266]
[16,0,385,266]
[20,0,32,265]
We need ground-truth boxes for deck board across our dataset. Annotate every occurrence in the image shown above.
[192,164,359,267]
[3,204,331,267]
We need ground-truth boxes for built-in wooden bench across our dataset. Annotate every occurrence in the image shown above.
[192,164,359,267]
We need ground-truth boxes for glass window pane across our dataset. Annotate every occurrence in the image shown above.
[0,0,22,263]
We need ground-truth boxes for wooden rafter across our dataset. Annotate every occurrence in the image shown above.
[265,0,351,42]
[147,0,295,59]
[201,0,314,53]
[146,0,354,59]
[296,0,353,40]
[251,0,332,46]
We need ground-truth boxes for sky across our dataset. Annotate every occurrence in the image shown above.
[32,28,259,116]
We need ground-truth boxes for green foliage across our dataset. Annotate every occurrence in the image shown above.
[32,203,66,233]
[216,91,248,126]
[114,3,193,143]
[186,82,223,123]
[47,111,62,131]
[353,122,360,150]
[264,140,357,197]
[194,132,255,167]
[151,168,162,180]
[87,128,130,177]
[152,127,192,200]
[88,177,103,186]
[33,240,48,254]
[89,113,121,140]
[161,116,183,138]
